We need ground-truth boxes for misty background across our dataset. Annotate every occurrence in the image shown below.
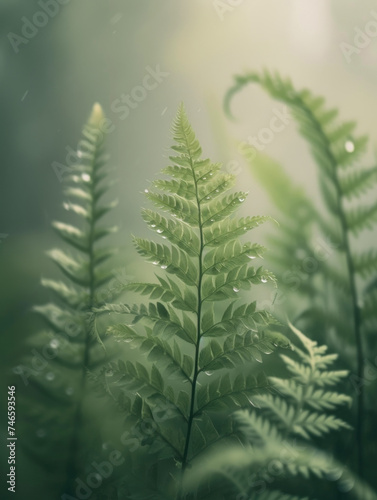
[1,0,377,497]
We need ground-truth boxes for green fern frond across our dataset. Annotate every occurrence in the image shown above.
[339,165,377,200]
[184,325,376,500]
[95,104,289,497]
[22,103,119,495]
[225,70,377,479]
[345,202,377,235]
[243,150,317,225]
[353,250,377,278]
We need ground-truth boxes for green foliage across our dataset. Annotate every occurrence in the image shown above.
[95,104,288,498]
[225,70,377,480]
[13,97,375,500]
[184,324,377,500]
[225,69,377,341]
[15,104,119,493]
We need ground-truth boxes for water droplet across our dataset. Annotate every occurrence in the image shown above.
[65,387,74,396]
[151,224,156,228]
[247,255,256,260]
[81,173,91,182]
[344,140,355,153]
[36,429,46,438]
[261,276,268,283]
[144,188,149,193]
[152,260,159,265]
[238,197,245,202]
[338,478,354,493]
[161,265,168,270]
[157,229,163,234]
[233,287,240,293]
[46,372,55,382]
[50,339,59,349]
[105,369,113,377]
[205,371,214,376]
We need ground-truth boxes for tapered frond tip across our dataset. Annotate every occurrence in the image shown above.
[89,102,105,127]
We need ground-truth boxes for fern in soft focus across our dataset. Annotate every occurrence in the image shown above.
[185,324,377,500]
[225,71,377,479]
[94,104,290,499]
[240,152,319,306]
[14,104,119,495]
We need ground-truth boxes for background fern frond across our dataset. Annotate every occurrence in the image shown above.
[17,104,120,496]
[225,70,377,480]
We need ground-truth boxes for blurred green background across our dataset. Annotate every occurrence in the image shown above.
[1,1,377,498]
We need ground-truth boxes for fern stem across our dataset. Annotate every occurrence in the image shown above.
[332,170,364,477]
[179,134,204,497]
[294,96,365,477]
[65,139,100,493]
